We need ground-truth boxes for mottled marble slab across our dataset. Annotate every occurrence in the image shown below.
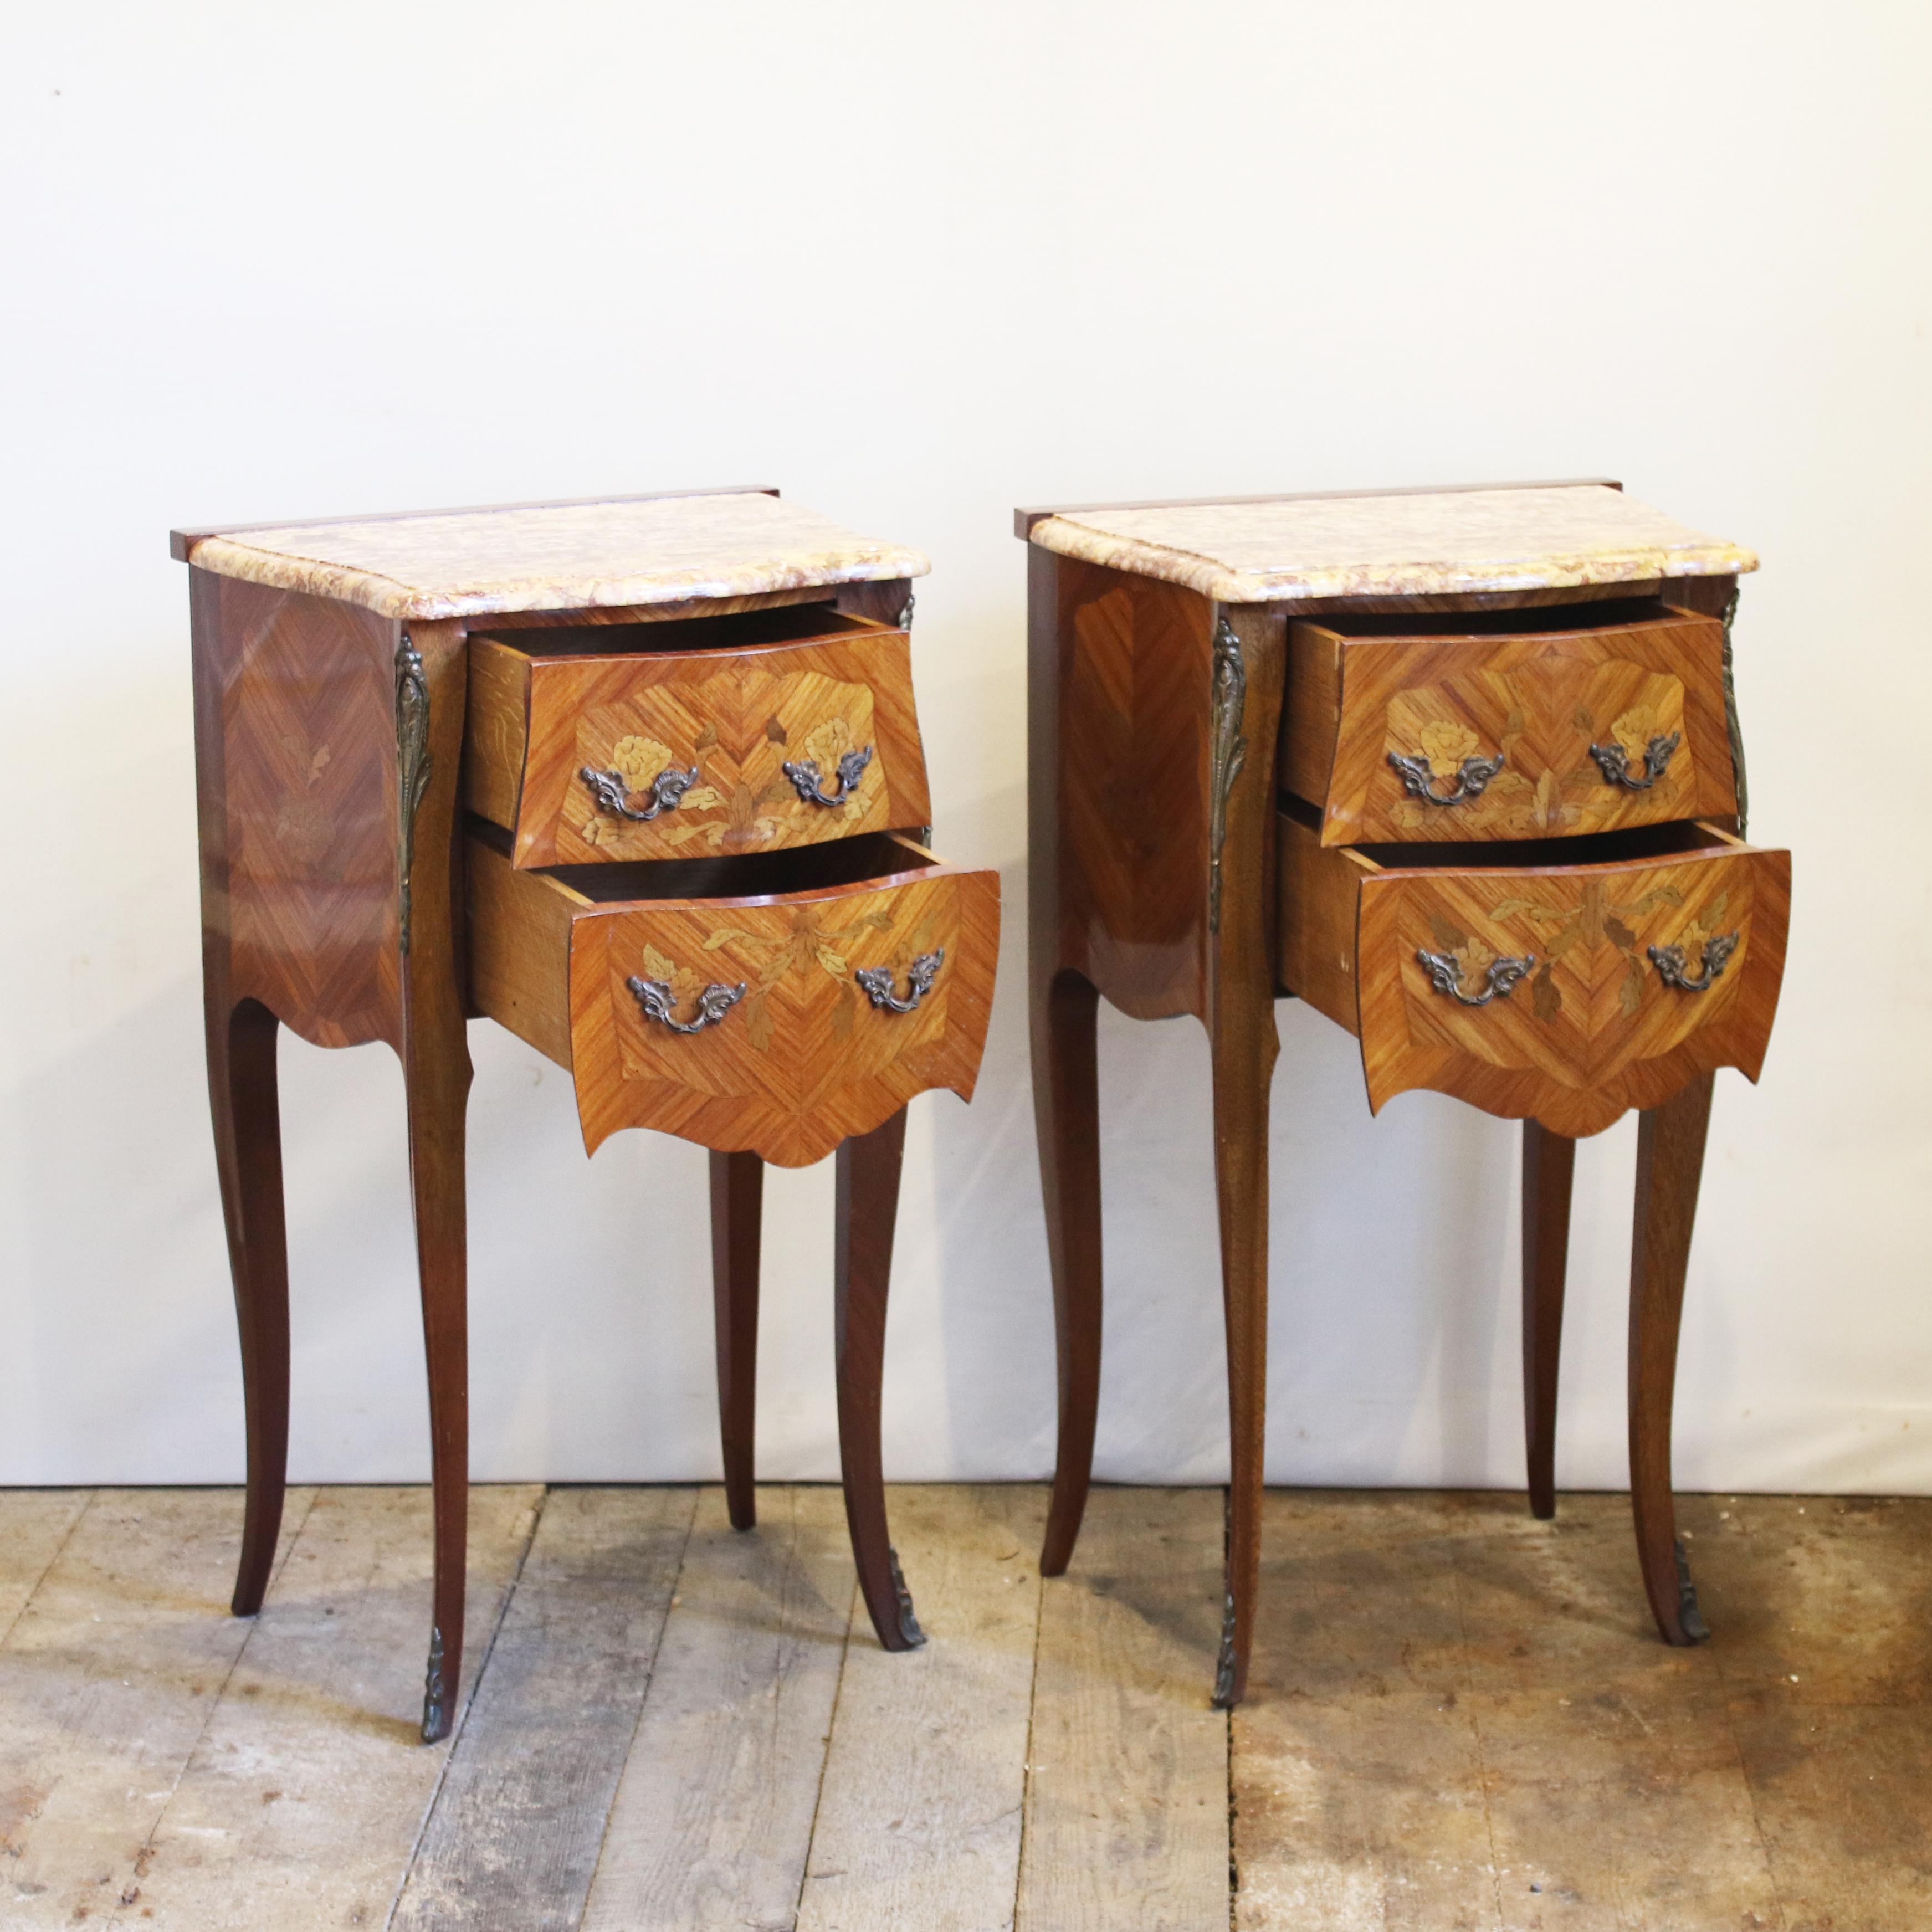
[1027,484,1756,603]
[177,490,930,621]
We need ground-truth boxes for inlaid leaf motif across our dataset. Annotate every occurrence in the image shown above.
[1429,912,1469,951]
[695,721,719,751]
[765,716,788,744]
[681,785,724,810]
[741,988,773,1052]
[640,944,678,983]
[1605,914,1638,953]
[701,927,759,951]
[1620,954,1646,1017]
[1544,916,1583,962]
[815,944,849,978]
[831,981,855,1038]
[1533,963,1562,1022]
[1574,704,1596,731]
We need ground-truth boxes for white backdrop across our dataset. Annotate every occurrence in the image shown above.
[4,2,1928,1494]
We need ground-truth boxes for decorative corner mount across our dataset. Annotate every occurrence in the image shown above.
[1208,616,1248,935]
[1211,1589,1239,1708]
[1721,588,1749,837]
[420,1624,448,1741]
[394,634,432,955]
[887,1545,926,1648]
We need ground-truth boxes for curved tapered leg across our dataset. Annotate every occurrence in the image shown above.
[1209,1002,1277,1710]
[834,1107,923,1652]
[207,995,291,1617]
[1522,1123,1576,1521]
[710,1150,763,1531]
[1034,967,1103,1578]
[401,618,475,1743]
[1629,1073,1715,1646]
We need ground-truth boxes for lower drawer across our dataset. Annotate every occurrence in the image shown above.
[1278,811,1790,1137]
[467,829,999,1167]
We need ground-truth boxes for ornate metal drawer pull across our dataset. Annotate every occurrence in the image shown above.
[1588,731,1681,791]
[782,744,873,808]
[1647,931,1739,993]
[581,762,699,822]
[626,975,747,1034]
[1388,748,1505,807]
[1416,948,1535,1006]
[855,949,944,1014]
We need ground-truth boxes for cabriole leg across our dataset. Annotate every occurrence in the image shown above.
[1628,1073,1716,1646]
[1522,1121,1576,1520]
[710,1150,763,1531]
[833,1108,923,1652]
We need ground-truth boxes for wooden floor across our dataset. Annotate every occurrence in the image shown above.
[2,1485,1927,1929]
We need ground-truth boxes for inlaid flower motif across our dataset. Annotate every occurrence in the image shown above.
[1417,720,1482,779]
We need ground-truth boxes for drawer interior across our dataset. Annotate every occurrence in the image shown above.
[469,819,940,905]
[473,601,884,660]
[1306,593,1675,641]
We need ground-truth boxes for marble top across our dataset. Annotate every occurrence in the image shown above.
[174,489,931,621]
[1024,484,1756,603]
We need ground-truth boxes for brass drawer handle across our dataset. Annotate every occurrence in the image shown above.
[1589,731,1681,791]
[1648,931,1739,993]
[1416,948,1535,1007]
[626,975,747,1034]
[782,744,873,808]
[581,762,699,822]
[1388,749,1505,807]
[855,949,944,1014]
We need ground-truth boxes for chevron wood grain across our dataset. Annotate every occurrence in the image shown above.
[465,617,931,867]
[1055,558,1216,1021]
[196,571,403,1051]
[466,832,1000,1168]
[1284,602,1735,847]
[1277,811,1790,1136]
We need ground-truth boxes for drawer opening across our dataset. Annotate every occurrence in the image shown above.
[469,817,940,904]
[1309,595,1674,640]
[473,601,884,660]
[1277,793,1742,873]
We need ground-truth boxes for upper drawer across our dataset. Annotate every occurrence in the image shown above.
[465,604,932,867]
[467,828,998,1168]
[1278,809,1789,1137]
[1282,599,1736,845]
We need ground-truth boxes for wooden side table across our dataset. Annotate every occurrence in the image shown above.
[1019,481,1790,1706]
[177,487,998,1739]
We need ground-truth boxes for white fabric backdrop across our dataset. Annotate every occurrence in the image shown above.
[4,1,1928,1493]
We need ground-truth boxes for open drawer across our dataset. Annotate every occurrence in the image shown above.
[465,602,932,867]
[1281,597,1737,845]
[1278,808,1790,1137]
[467,828,998,1167]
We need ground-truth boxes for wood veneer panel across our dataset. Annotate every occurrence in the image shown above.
[1284,604,1735,845]
[567,854,1000,1168]
[1052,556,1217,1021]
[193,570,404,1049]
[1276,813,1791,1137]
[476,629,930,867]
[465,834,581,1067]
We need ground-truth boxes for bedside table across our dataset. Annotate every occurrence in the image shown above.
[1019,480,1789,1708]
[177,487,998,1739]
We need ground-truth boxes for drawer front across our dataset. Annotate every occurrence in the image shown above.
[1284,607,1736,845]
[468,630,932,867]
[465,833,997,1168]
[572,862,997,1166]
[1278,814,1790,1137]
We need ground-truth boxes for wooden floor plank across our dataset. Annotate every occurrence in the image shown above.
[1233,1492,1496,1930]
[110,1484,541,1930]
[797,1485,1046,1932]
[580,1485,856,1932]
[1018,1486,1229,1932]
[392,1485,697,1932]
[0,1490,91,1640]
[0,1487,316,1928]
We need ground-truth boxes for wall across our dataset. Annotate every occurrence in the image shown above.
[4,1,1928,1494]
